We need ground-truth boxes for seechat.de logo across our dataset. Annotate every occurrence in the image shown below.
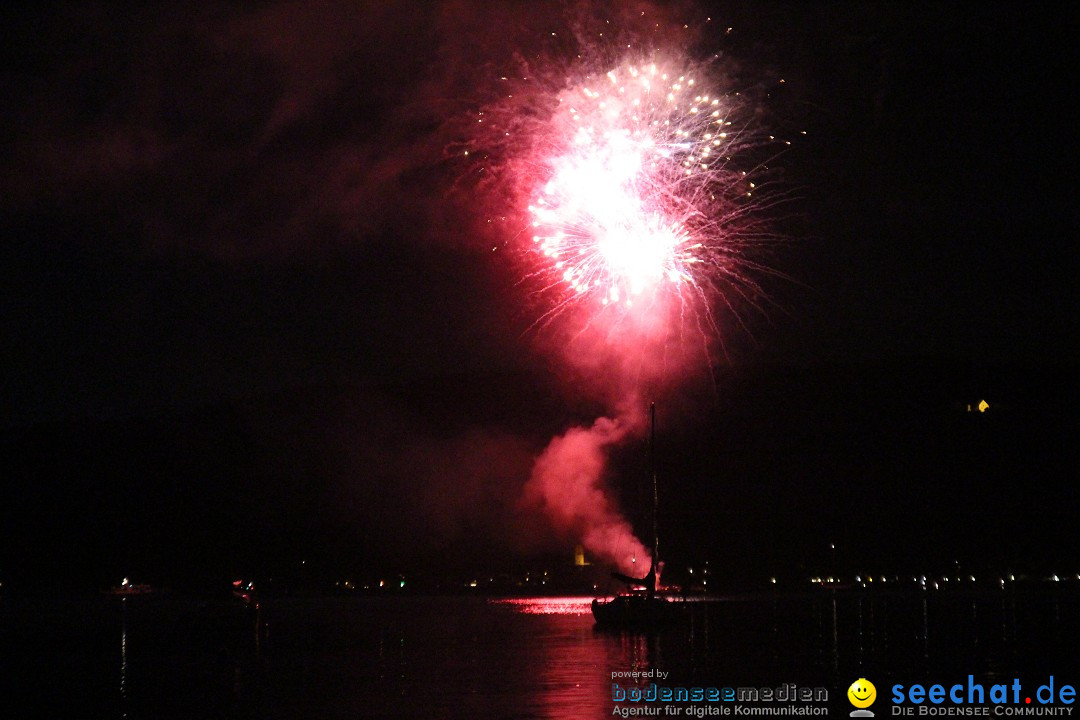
[849,678,878,718]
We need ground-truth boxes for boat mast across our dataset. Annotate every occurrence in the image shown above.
[650,402,659,593]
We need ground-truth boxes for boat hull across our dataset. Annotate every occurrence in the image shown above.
[591,595,683,629]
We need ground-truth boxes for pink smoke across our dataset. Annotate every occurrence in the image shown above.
[524,409,649,575]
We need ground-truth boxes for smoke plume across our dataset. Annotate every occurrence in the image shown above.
[524,405,650,575]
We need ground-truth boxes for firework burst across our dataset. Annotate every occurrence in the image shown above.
[453,10,794,354]
[528,57,754,313]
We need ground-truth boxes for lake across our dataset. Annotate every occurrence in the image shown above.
[2,587,1077,718]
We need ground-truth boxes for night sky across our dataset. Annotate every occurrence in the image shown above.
[1,2,1076,591]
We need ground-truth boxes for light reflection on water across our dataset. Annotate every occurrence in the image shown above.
[119,598,128,718]
[490,596,595,615]
[1,589,1078,718]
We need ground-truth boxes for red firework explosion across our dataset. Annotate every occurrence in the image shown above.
[512,51,783,338]
[530,58,742,309]
[453,9,795,347]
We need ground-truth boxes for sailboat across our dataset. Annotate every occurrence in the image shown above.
[591,403,684,629]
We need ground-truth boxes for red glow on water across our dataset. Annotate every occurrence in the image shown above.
[491,597,595,616]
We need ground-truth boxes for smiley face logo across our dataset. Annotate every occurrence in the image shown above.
[848,678,877,709]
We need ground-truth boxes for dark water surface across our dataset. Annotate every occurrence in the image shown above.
[2,589,1078,718]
